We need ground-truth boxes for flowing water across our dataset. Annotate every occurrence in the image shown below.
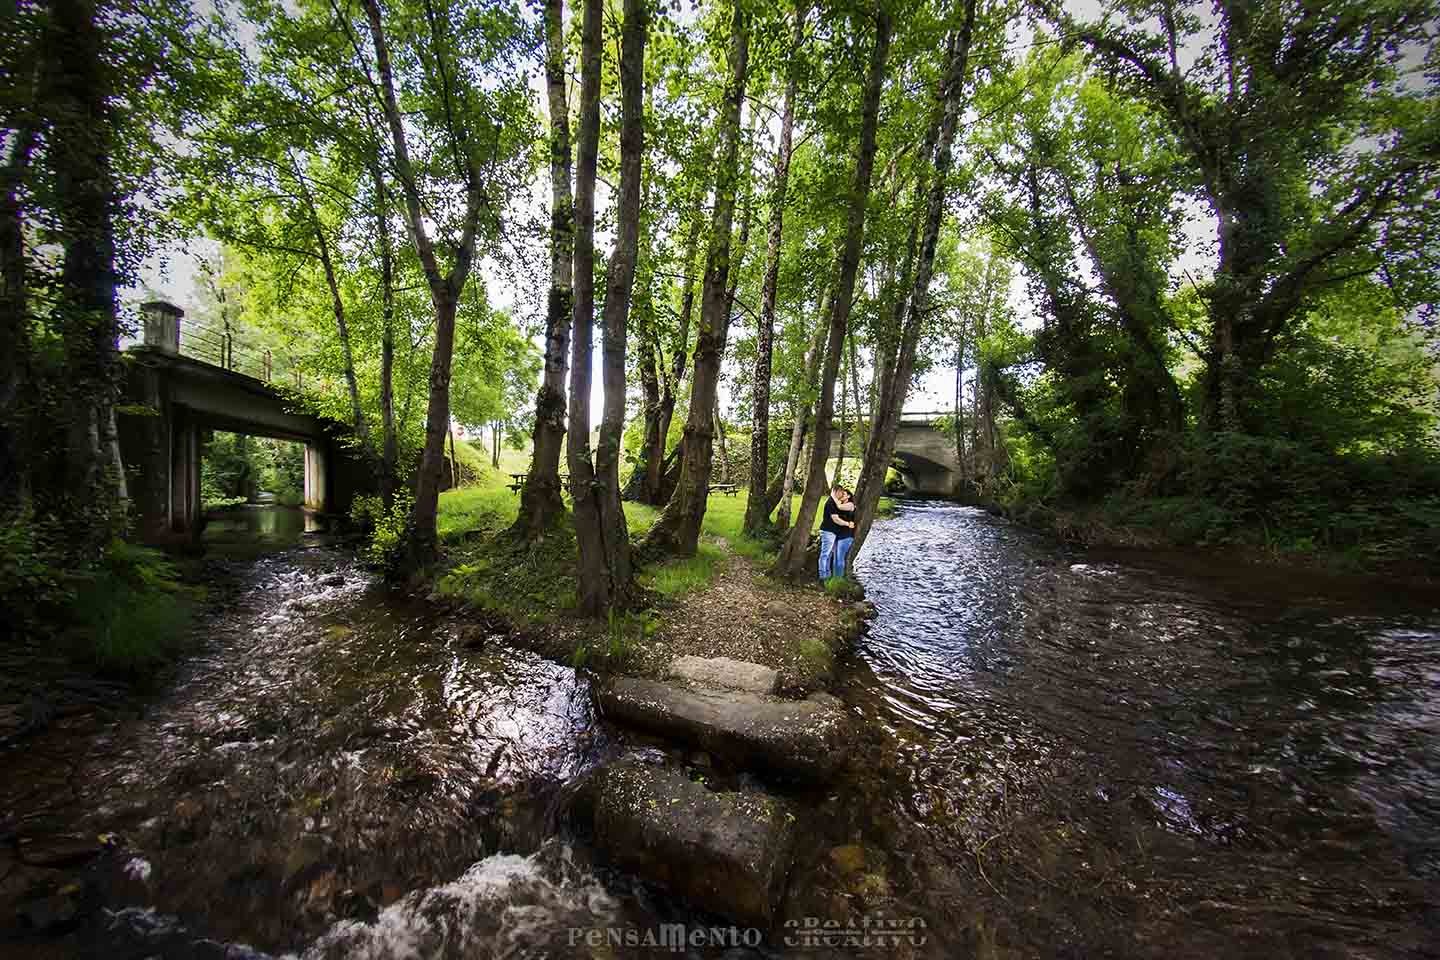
[3,502,1438,957]
[847,499,1440,956]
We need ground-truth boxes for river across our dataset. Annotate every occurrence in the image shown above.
[3,501,1436,957]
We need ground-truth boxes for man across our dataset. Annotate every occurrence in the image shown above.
[819,484,856,581]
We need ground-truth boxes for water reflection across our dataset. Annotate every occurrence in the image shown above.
[850,499,1440,955]
[202,503,323,547]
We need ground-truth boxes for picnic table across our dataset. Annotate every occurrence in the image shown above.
[708,483,739,497]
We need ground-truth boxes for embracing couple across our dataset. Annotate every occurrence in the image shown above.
[819,484,857,581]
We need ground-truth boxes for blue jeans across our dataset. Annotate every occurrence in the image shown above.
[819,530,837,580]
[833,536,852,578]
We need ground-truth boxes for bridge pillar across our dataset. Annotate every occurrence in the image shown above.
[304,441,328,512]
[170,412,202,538]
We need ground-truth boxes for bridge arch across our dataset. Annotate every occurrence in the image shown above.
[118,302,371,543]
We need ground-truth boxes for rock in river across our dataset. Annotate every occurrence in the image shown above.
[668,655,779,694]
[594,677,849,782]
[586,758,798,928]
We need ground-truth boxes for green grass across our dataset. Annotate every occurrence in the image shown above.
[638,541,724,598]
[433,456,901,618]
[436,483,521,542]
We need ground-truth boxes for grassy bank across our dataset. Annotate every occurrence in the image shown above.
[431,461,885,688]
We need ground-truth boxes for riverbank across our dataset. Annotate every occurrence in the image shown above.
[968,492,1440,590]
[430,474,878,692]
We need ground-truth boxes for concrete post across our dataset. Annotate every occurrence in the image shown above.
[141,300,184,355]
[170,413,201,538]
[304,441,328,512]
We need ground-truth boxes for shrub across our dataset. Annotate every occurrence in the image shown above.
[73,541,196,674]
[350,490,415,573]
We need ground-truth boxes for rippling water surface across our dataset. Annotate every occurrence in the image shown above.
[7,502,1439,958]
[850,499,1440,956]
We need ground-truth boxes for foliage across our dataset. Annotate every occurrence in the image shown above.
[1,513,195,675]
[70,540,197,675]
[350,489,415,574]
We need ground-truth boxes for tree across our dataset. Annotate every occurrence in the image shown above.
[642,0,751,557]
[775,7,892,580]
[359,0,533,569]
[515,0,574,537]
[744,0,808,536]
[1046,0,1440,433]
[571,0,648,614]
[850,0,977,562]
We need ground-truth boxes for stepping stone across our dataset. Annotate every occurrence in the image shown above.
[668,655,778,694]
[594,677,849,782]
[586,758,797,927]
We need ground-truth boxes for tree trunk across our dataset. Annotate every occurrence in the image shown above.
[364,0,482,569]
[622,308,662,500]
[0,120,34,514]
[714,397,729,483]
[744,0,806,535]
[774,308,826,529]
[297,157,365,441]
[447,424,458,488]
[372,162,399,510]
[953,340,965,481]
[515,0,574,536]
[583,0,646,614]
[775,12,891,580]
[833,345,848,487]
[850,0,975,563]
[566,0,606,609]
[849,331,863,449]
[492,421,501,468]
[630,210,699,504]
[48,0,122,531]
[641,3,749,558]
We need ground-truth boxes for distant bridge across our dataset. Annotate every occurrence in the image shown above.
[823,411,960,495]
[118,301,370,543]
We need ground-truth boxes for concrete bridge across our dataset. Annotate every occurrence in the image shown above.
[825,412,960,495]
[117,302,369,543]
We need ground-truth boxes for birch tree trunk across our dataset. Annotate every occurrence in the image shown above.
[566,0,605,607]
[773,303,826,529]
[516,0,574,536]
[583,0,646,614]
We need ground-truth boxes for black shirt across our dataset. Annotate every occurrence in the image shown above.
[820,496,850,536]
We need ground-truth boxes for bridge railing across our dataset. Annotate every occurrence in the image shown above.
[137,300,305,389]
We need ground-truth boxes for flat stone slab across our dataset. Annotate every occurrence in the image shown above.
[588,759,797,927]
[668,655,778,694]
[595,677,849,782]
